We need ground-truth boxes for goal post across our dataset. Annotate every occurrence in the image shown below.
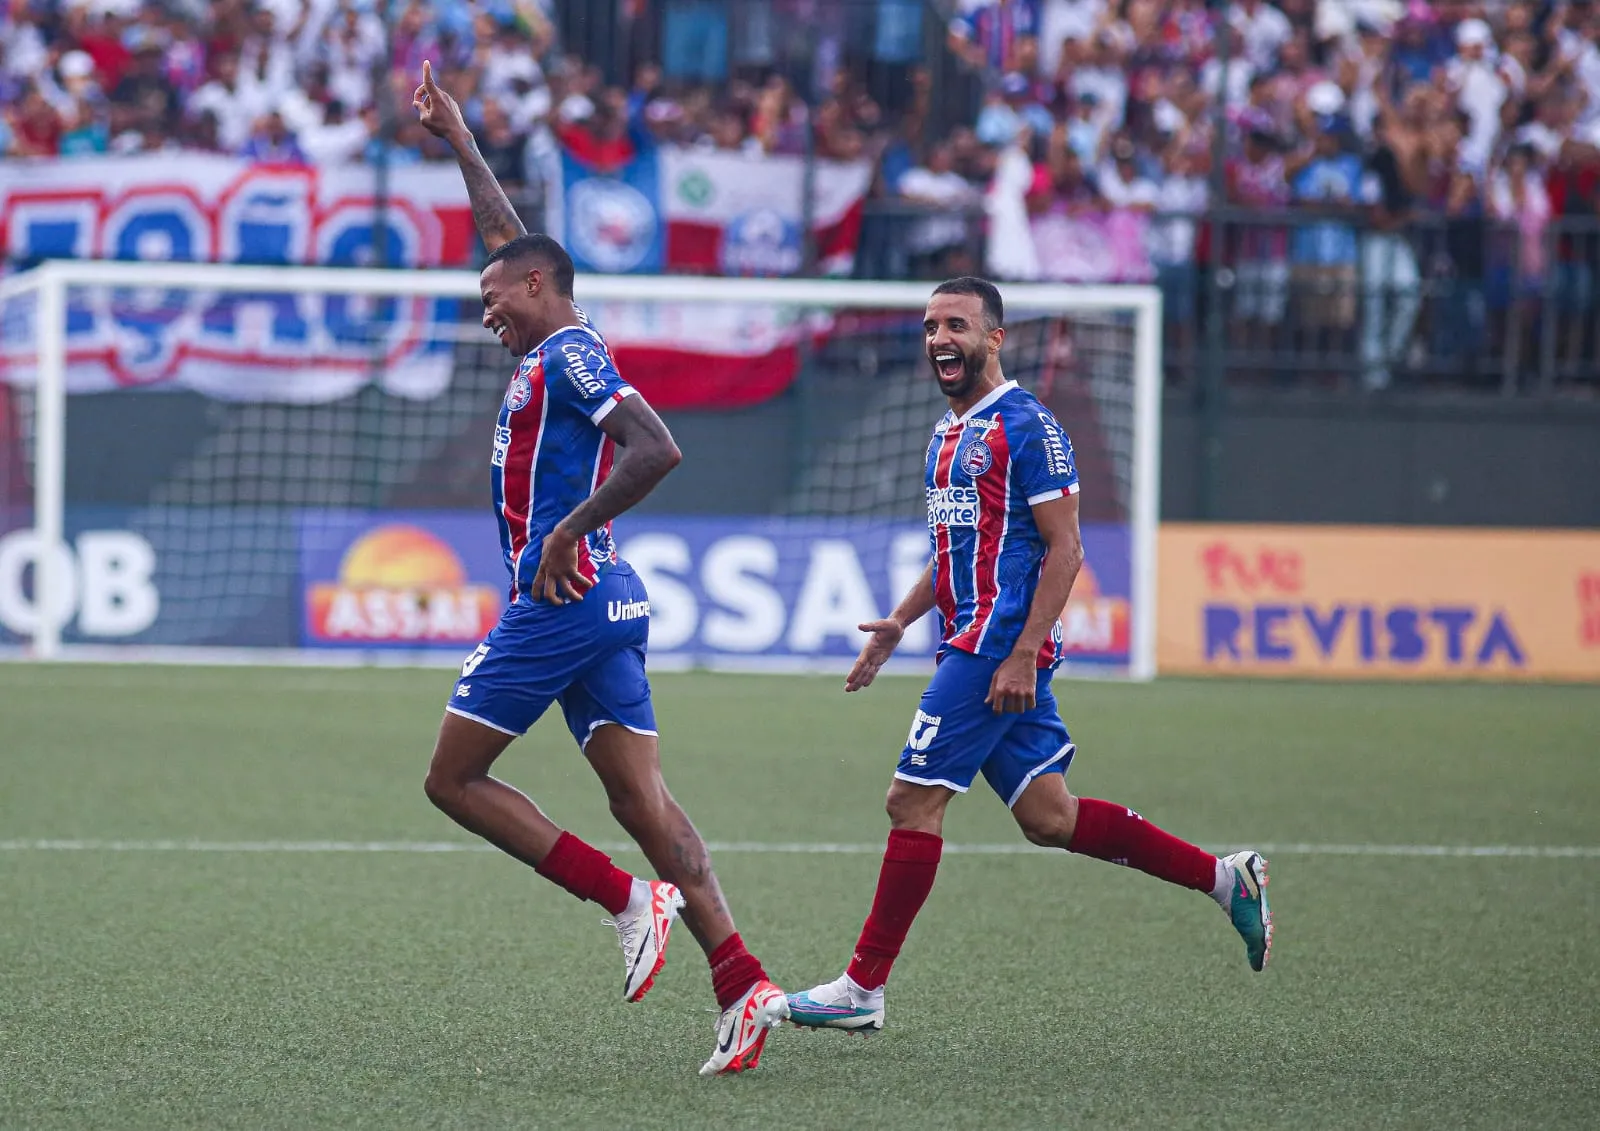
[1,259,1161,679]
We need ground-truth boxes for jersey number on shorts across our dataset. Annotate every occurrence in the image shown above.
[461,644,490,677]
[907,710,942,751]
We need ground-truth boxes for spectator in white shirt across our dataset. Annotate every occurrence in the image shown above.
[188,52,267,151]
[899,142,984,272]
[298,98,369,164]
[1445,18,1509,171]
[1230,0,1292,71]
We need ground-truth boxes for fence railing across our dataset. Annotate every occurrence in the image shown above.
[847,200,1600,398]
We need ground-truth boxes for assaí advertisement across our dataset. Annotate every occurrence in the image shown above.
[1159,524,1600,681]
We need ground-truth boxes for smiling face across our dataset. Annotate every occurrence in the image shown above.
[479,258,540,356]
[924,291,1003,403]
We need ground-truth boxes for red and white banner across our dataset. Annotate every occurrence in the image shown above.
[0,154,853,408]
[584,300,825,410]
[659,147,871,276]
[549,140,872,277]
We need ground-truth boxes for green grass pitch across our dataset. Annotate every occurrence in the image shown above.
[1,664,1597,1130]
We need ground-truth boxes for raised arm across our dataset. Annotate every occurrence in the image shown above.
[413,60,527,253]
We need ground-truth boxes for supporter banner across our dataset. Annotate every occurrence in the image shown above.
[1028,211,1156,285]
[0,155,474,400]
[581,300,824,410]
[552,143,872,277]
[1159,523,1600,681]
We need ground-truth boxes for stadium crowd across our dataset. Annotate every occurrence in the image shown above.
[5,0,1600,385]
[9,0,1600,232]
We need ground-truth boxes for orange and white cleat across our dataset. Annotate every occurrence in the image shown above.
[698,980,791,1076]
[604,879,685,1003]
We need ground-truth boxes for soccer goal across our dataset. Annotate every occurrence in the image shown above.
[0,260,1160,678]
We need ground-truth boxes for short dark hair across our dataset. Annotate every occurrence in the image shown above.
[931,276,1004,331]
[485,233,576,298]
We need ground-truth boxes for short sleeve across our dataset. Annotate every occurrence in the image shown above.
[1010,410,1080,505]
[546,330,637,424]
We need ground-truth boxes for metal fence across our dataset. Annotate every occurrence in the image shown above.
[843,201,1600,398]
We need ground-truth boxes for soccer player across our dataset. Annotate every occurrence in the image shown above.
[787,278,1273,1033]
[412,61,788,1075]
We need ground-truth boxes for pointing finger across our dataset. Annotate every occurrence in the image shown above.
[422,59,435,88]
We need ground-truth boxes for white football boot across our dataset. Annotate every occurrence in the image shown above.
[602,879,685,1003]
[698,979,790,1076]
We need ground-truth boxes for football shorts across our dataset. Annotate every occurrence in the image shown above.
[895,647,1076,808]
[447,563,656,748]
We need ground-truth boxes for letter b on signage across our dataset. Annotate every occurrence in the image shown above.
[0,530,160,638]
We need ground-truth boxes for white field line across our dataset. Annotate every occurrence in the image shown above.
[0,839,1596,859]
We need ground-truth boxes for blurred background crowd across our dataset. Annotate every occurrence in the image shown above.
[5,0,1600,393]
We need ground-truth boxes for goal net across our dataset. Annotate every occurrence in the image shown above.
[0,262,1160,678]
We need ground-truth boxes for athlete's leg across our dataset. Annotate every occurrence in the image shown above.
[790,653,1012,1031]
[583,723,787,1073]
[1006,760,1273,970]
[845,779,954,988]
[423,711,635,916]
[583,724,736,953]
[424,711,559,865]
[1010,772,1217,891]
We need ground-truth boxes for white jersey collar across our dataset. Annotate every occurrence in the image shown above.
[956,379,1018,423]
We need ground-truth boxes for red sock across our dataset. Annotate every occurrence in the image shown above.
[708,933,767,1011]
[533,831,634,916]
[1068,798,1216,892]
[844,829,943,991]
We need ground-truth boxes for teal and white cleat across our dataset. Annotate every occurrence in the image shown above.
[786,974,885,1033]
[1221,850,1273,971]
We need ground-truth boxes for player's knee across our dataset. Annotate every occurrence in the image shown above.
[607,783,667,835]
[1018,793,1079,848]
[423,759,471,814]
[884,781,944,833]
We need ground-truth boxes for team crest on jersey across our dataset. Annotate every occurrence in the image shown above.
[505,372,533,412]
[960,440,993,477]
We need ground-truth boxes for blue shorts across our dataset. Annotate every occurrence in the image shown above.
[446,564,656,749]
[895,648,1076,808]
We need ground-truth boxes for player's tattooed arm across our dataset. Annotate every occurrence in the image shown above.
[989,493,1084,713]
[558,396,683,537]
[413,60,527,252]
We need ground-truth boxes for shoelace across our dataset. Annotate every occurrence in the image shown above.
[600,914,641,960]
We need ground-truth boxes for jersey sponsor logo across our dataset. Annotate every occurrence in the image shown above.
[963,415,1000,433]
[959,439,993,477]
[561,340,610,399]
[926,486,980,528]
[504,374,533,413]
[607,598,651,622]
[1037,412,1075,480]
[491,424,512,468]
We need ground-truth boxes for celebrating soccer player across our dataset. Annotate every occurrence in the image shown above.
[787,278,1273,1033]
[412,61,788,1076]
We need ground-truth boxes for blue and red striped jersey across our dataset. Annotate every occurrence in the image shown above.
[491,310,635,600]
[924,380,1080,667]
